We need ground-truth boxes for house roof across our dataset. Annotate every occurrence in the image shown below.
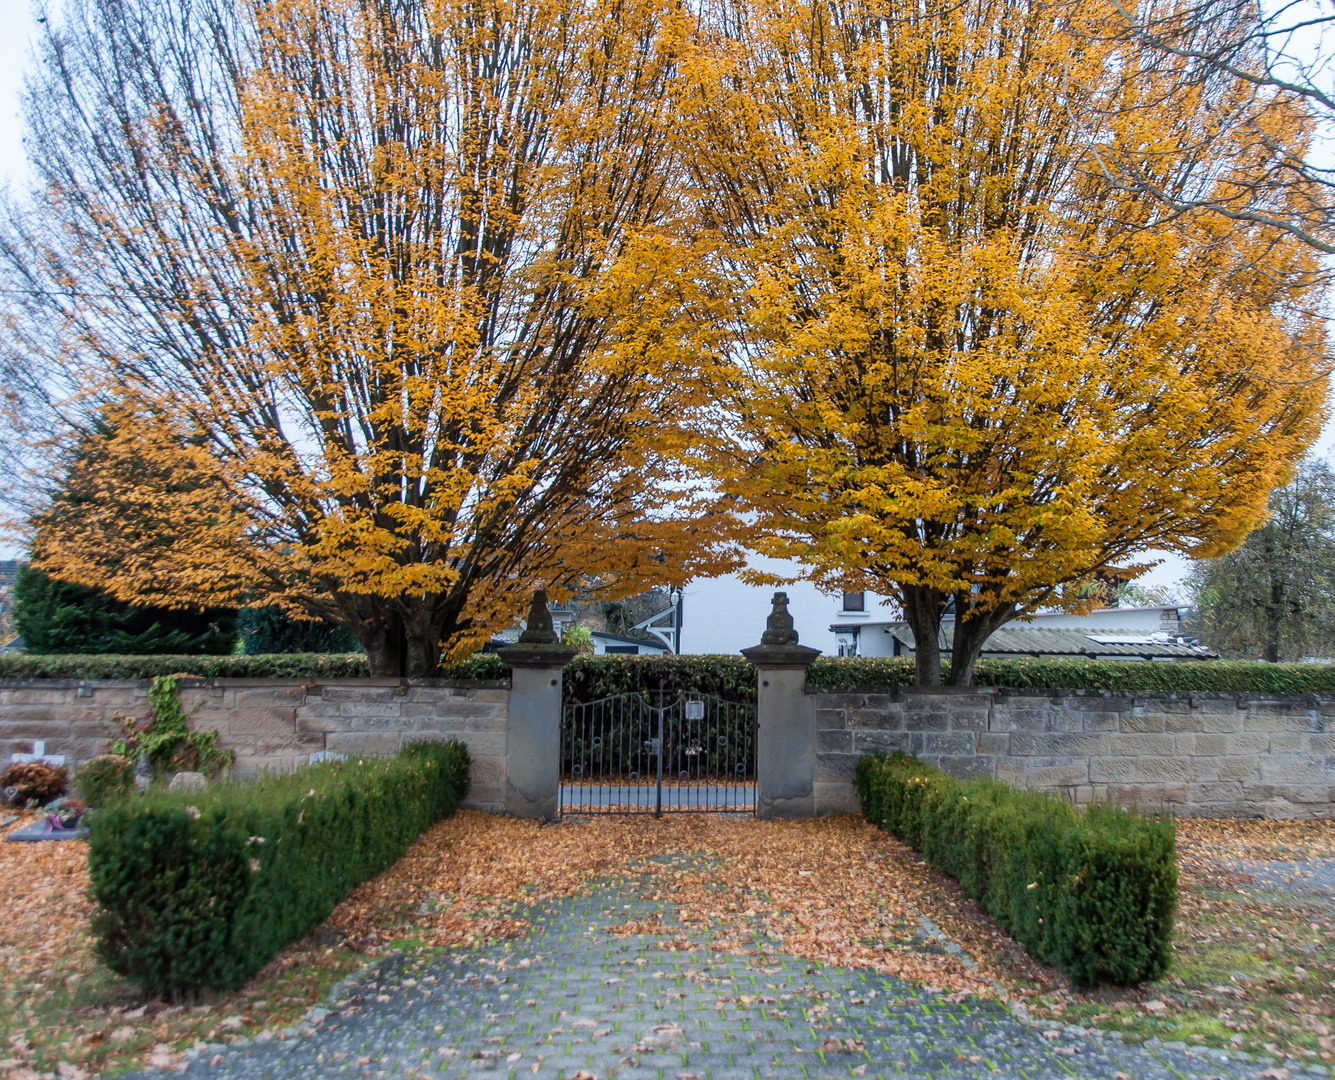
[591,631,670,651]
[875,623,1215,661]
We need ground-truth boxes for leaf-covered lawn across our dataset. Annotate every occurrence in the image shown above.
[6,809,1335,1078]
[1043,817,1335,1067]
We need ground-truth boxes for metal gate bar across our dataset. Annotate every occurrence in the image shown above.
[560,686,756,815]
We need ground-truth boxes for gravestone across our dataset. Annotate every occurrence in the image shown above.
[168,771,206,793]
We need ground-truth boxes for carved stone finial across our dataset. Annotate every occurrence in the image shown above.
[741,590,819,668]
[518,589,558,644]
[760,592,800,646]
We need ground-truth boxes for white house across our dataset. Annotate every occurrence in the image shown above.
[588,631,671,656]
[678,555,831,656]
[830,591,1211,661]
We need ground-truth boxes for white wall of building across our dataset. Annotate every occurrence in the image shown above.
[831,596,1186,658]
[1021,607,1180,632]
[679,555,834,656]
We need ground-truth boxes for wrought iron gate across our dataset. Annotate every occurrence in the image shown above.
[560,688,756,815]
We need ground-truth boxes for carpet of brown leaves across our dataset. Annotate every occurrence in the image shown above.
[0,812,362,1080]
[321,811,1047,1000]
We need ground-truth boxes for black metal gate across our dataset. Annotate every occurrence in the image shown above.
[560,688,756,815]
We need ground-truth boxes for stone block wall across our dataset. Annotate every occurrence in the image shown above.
[0,678,509,814]
[9,675,1335,820]
[812,686,1335,818]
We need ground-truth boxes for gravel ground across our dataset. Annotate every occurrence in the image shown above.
[1227,858,1335,899]
[123,878,1328,1080]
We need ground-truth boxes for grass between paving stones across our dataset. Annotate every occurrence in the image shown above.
[1031,817,1335,1068]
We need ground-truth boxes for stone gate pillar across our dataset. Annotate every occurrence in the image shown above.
[742,592,820,819]
[497,591,576,820]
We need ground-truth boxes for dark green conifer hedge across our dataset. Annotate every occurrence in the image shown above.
[87,741,470,996]
[855,752,1177,986]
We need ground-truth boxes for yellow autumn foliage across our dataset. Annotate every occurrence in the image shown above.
[681,0,1328,683]
[16,0,734,675]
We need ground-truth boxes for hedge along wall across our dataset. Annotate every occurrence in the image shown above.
[13,651,1335,695]
[89,741,471,996]
[856,752,1177,986]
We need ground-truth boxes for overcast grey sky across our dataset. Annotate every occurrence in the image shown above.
[0,0,1329,592]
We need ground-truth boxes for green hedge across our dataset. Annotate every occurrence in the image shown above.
[855,752,1177,986]
[11,649,1335,694]
[563,654,757,703]
[0,652,372,680]
[810,655,1335,693]
[87,741,470,996]
[0,651,513,681]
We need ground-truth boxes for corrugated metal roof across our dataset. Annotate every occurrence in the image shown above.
[883,623,1215,660]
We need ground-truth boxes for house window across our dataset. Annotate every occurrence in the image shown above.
[842,591,864,612]
[604,645,639,654]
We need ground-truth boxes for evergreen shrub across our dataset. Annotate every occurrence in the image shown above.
[87,741,470,997]
[75,755,137,807]
[14,565,237,655]
[855,752,1177,986]
[562,654,757,703]
[236,606,362,655]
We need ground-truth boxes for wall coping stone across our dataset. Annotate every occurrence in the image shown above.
[0,677,511,691]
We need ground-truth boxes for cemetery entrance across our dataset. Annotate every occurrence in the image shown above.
[560,688,757,815]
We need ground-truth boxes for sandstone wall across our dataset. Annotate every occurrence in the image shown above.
[7,677,1333,819]
[812,686,1335,818]
[0,678,508,813]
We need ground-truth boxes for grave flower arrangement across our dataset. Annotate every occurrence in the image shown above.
[45,798,86,832]
[0,762,68,807]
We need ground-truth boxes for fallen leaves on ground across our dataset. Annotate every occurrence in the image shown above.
[12,807,1335,1078]
[0,811,364,1080]
[322,811,1037,999]
[1052,817,1335,1066]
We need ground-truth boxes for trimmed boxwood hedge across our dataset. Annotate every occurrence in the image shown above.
[87,741,470,997]
[855,752,1177,986]
[9,650,1335,695]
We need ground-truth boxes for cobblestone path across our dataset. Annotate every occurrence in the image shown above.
[136,868,1328,1080]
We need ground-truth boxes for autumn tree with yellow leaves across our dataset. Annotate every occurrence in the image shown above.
[683,0,1329,685]
[1,0,731,675]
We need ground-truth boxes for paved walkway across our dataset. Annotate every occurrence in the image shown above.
[142,869,1325,1080]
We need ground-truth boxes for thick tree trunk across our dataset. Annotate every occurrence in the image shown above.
[1266,572,1284,663]
[332,595,406,677]
[902,585,945,686]
[948,599,1018,686]
[340,595,478,677]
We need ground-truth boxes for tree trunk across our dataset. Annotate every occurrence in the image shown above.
[902,585,945,686]
[334,595,406,678]
[331,590,480,678]
[948,598,1017,687]
[1266,570,1284,663]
